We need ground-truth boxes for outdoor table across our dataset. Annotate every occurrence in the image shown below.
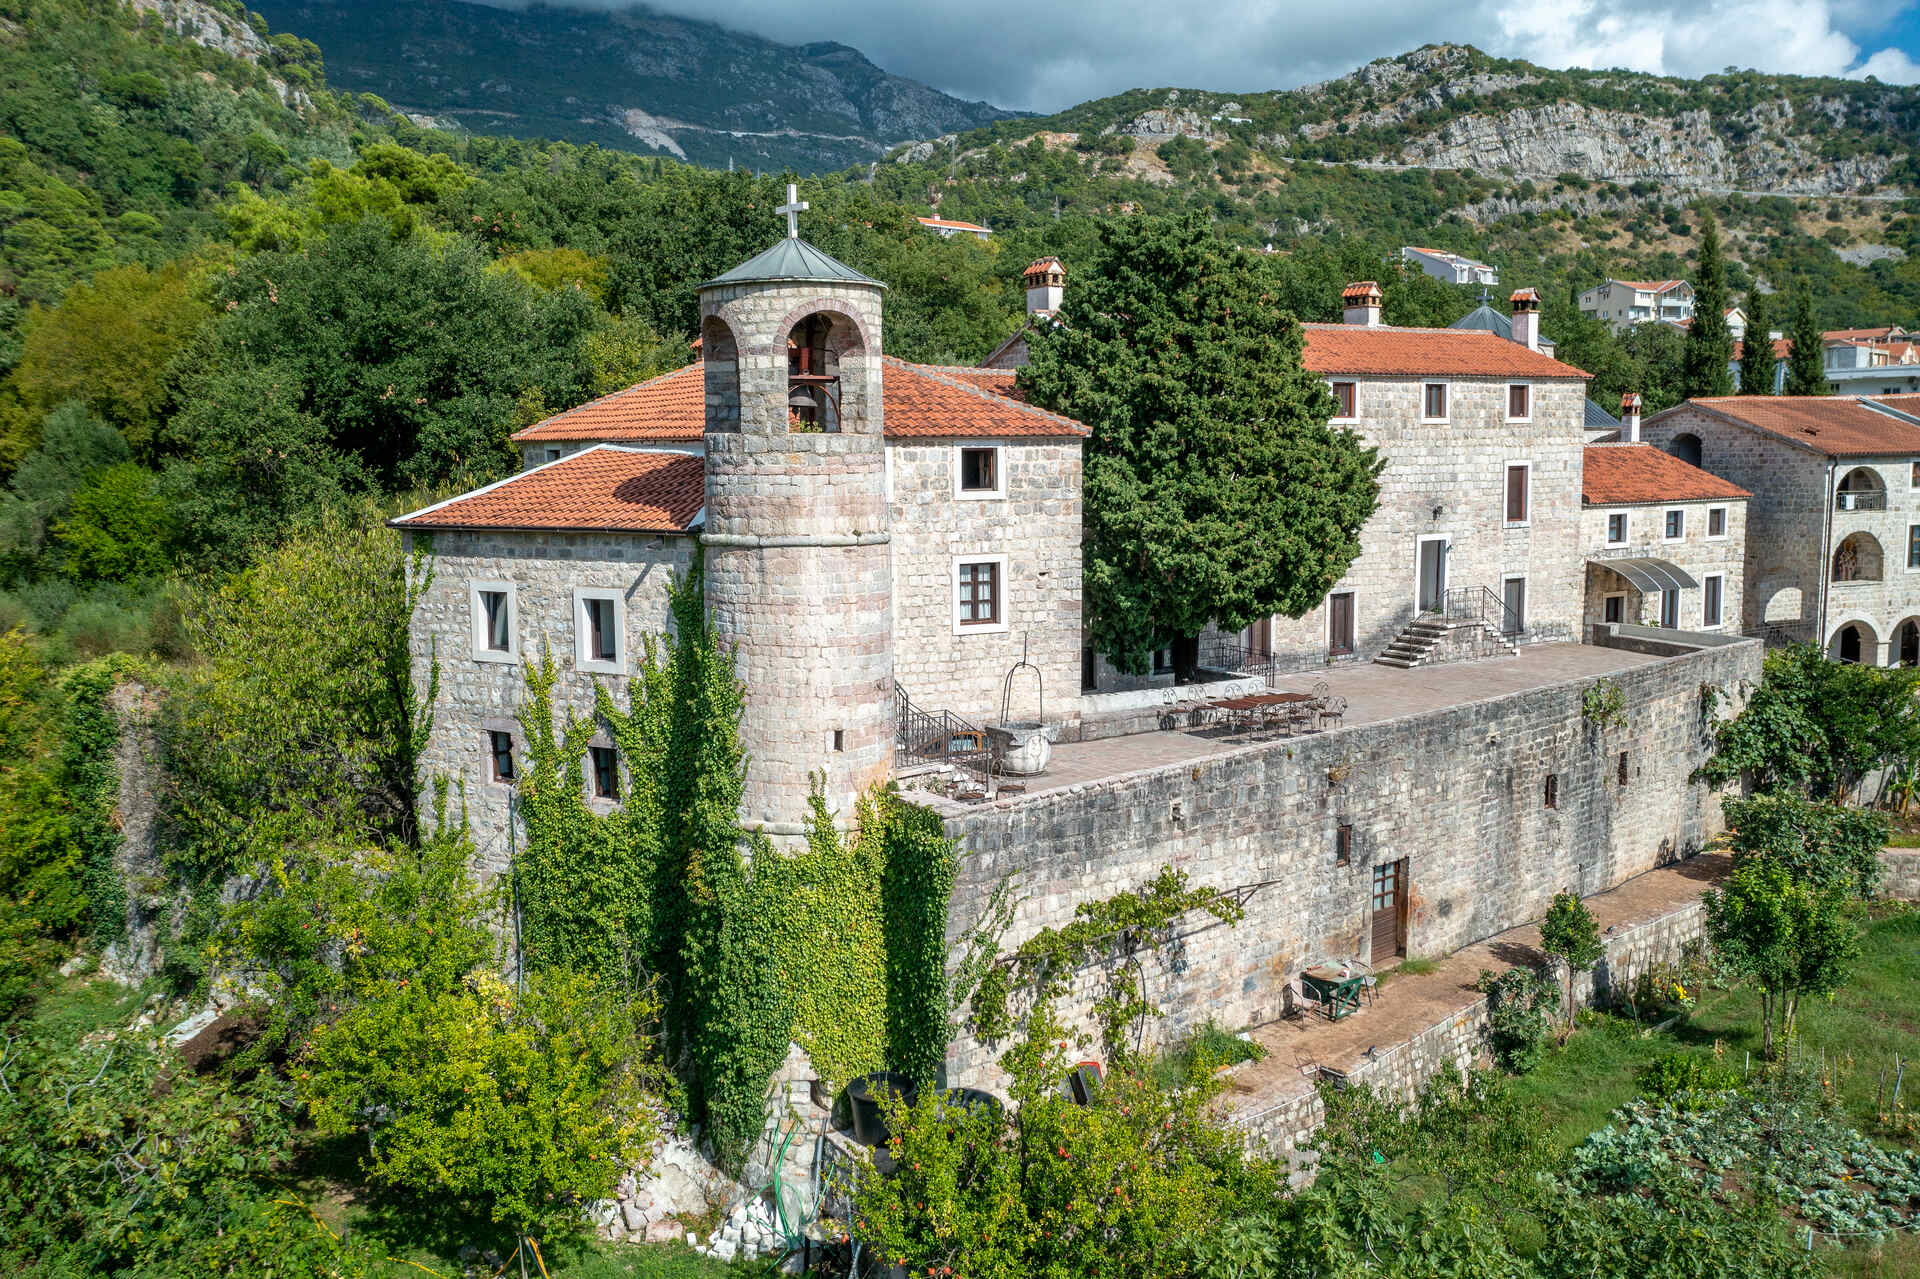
[1209,692,1315,737]
[1300,965,1366,1020]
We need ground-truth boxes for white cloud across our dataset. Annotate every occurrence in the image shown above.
[1849,46,1920,83]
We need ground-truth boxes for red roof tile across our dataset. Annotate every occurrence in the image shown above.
[1582,444,1750,505]
[1826,326,1907,343]
[1872,394,1920,419]
[917,216,990,232]
[1667,396,1920,458]
[1302,324,1588,379]
[512,358,1089,443]
[393,447,705,533]
[1613,279,1685,293]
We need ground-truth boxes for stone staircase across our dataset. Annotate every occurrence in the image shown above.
[1374,613,1519,669]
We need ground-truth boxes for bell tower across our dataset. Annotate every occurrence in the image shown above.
[697,187,895,837]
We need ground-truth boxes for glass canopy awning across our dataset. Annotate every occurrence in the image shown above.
[1588,557,1700,593]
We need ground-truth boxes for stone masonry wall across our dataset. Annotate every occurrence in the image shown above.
[887,438,1083,728]
[1246,375,1588,673]
[1579,491,1748,633]
[1881,849,1920,900]
[936,639,1762,1089]
[1640,406,1920,658]
[407,528,694,875]
[1237,890,1711,1161]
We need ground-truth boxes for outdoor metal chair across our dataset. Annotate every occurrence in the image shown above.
[1319,695,1348,729]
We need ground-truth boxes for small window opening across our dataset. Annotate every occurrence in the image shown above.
[585,596,616,663]
[489,730,516,783]
[1335,824,1353,866]
[1544,774,1558,809]
[1617,751,1629,787]
[1508,384,1530,418]
[959,447,998,492]
[832,729,845,752]
[589,745,617,799]
[787,313,841,432]
[958,561,1002,626]
[1331,381,1356,417]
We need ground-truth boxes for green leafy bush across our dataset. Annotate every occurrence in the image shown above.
[1638,1051,1741,1107]
[1474,966,1560,1073]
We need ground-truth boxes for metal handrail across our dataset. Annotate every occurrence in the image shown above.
[1432,585,1523,637]
[1198,636,1278,686]
[894,684,989,767]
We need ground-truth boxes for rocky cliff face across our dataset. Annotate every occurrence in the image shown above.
[1391,100,1900,195]
[129,0,311,105]
[250,0,1019,173]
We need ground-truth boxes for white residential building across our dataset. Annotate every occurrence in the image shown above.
[1401,246,1498,286]
[1578,278,1696,333]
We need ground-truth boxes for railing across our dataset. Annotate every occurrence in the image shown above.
[1747,620,1818,649]
[894,684,990,769]
[1198,636,1277,686]
[1432,585,1523,637]
[1835,491,1888,512]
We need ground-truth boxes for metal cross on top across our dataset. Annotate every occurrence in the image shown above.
[777,183,808,239]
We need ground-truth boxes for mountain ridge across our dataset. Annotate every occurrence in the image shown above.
[248,0,1021,173]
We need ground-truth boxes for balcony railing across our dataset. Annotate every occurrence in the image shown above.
[1835,491,1887,512]
[1433,585,1524,637]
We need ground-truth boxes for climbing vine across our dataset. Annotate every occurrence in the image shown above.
[515,552,963,1168]
[1582,678,1627,731]
[969,866,1245,1064]
[61,657,151,946]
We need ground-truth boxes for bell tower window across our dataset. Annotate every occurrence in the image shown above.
[787,313,841,432]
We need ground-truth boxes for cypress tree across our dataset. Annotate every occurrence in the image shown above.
[1020,213,1382,676]
[1680,207,1735,400]
[1784,286,1829,396]
[1737,288,1772,395]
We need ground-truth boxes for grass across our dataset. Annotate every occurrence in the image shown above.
[1150,1019,1268,1088]
[1502,905,1920,1276]
[1378,956,1440,985]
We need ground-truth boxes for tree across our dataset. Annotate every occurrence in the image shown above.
[1782,285,1828,396]
[1703,859,1859,1059]
[1020,214,1382,675]
[1699,643,1920,799]
[1680,207,1735,400]
[1737,288,1772,394]
[1539,891,1605,1030]
[1722,793,1886,898]
[1622,320,1689,413]
[54,462,175,582]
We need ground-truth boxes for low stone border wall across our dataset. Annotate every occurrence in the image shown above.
[1881,849,1920,901]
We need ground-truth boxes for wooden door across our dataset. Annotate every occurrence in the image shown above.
[1370,859,1406,960]
[1328,592,1355,656]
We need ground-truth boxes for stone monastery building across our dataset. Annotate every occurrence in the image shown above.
[398,213,1793,1091]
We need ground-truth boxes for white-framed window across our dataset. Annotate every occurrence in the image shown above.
[1603,593,1626,625]
[1702,573,1725,628]
[1503,461,1531,526]
[1909,523,1920,571]
[1506,383,1531,422]
[573,587,624,674]
[470,581,519,663]
[1605,511,1628,546]
[1421,382,1449,423]
[955,445,1005,499]
[953,555,1008,634]
[1706,506,1728,539]
[1660,589,1680,629]
[1663,508,1686,542]
[1329,381,1357,420]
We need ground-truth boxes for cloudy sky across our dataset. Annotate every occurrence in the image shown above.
[522,0,1920,111]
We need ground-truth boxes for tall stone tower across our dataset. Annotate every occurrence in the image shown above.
[697,195,895,837]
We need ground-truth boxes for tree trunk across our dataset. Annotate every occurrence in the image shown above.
[1761,991,1776,1061]
[1172,634,1201,684]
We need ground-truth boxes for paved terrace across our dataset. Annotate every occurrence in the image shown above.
[916,643,1667,810]
[1223,851,1730,1128]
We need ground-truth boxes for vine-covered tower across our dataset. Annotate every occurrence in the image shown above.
[697,197,895,837]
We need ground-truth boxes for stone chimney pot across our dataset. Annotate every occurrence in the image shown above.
[1342,281,1383,328]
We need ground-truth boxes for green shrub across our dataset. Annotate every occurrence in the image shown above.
[1474,966,1560,1073]
[1638,1051,1740,1107]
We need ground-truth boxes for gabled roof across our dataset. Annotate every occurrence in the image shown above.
[1869,394,1920,420]
[1582,444,1750,506]
[392,447,706,534]
[1660,396,1920,459]
[701,237,883,290]
[1610,279,1687,294]
[1403,246,1491,268]
[510,358,1089,444]
[1301,324,1587,378]
[1826,326,1907,343]
[1584,399,1621,431]
[1450,303,1513,338]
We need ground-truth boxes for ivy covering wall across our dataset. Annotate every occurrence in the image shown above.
[516,555,960,1168]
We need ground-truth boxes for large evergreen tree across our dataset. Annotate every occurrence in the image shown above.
[1020,214,1382,675]
[1737,288,1773,395]
[1680,207,1735,400]
[1784,285,1829,396]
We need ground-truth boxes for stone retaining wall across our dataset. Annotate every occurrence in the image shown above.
[1881,849,1920,900]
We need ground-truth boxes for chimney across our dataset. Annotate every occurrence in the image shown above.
[1024,257,1065,316]
[1621,391,1643,443]
[1509,287,1542,351]
[1342,281,1383,328]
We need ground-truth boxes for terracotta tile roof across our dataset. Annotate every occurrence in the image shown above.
[514,364,706,443]
[1668,396,1920,458]
[1871,394,1920,419]
[1733,337,1793,361]
[1024,256,1064,278]
[512,359,1089,443]
[1612,279,1685,293]
[392,447,705,533]
[1301,324,1588,378]
[917,215,990,232]
[1582,444,1750,506]
[1341,281,1382,301]
[1826,326,1907,343]
[877,357,1089,437]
